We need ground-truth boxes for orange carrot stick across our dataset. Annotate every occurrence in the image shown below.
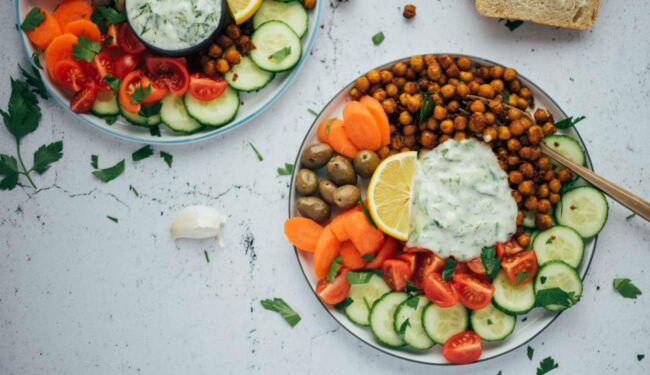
[345,211,385,255]
[340,241,368,270]
[342,101,382,151]
[53,0,94,29]
[284,217,324,253]
[360,96,390,146]
[64,19,101,42]
[328,119,360,158]
[366,237,400,269]
[25,7,62,50]
[313,226,341,278]
[45,33,78,76]
[317,118,333,143]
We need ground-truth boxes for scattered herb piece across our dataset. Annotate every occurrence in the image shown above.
[516,271,531,283]
[204,250,210,263]
[487,319,493,325]
[248,142,263,161]
[419,92,434,123]
[327,256,343,282]
[501,19,524,31]
[626,213,637,220]
[106,215,118,223]
[21,7,45,31]
[149,126,161,137]
[72,35,102,63]
[334,297,353,310]
[406,280,422,293]
[405,296,419,309]
[91,154,99,169]
[555,115,586,129]
[497,372,502,375]
[277,163,294,176]
[347,271,372,284]
[361,254,375,262]
[441,257,457,281]
[397,318,410,337]
[104,76,121,92]
[132,145,154,161]
[527,345,534,360]
[131,84,152,104]
[545,238,553,245]
[535,287,579,309]
[540,276,547,284]
[269,46,291,61]
[139,102,162,117]
[613,278,642,299]
[357,197,376,227]
[324,118,334,135]
[536,356,559,375]
[481,246,501,279]
[91,6,127,34]
[92,159,125,183]
[260,298,301,327]
[32,141,63,174]
[638,354,645,361]
[308,108,318,116]
[160,151,173,168]
[104,115,118,125]
[19,65,48,99]
[129,184,139,197]
[371,31,385,45]
[31,52,43,70]
[502,90,511,103]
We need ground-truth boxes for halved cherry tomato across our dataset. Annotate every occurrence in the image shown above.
[189,73,227,101]
[397,253,417,279]
[496,239,524,257]
[83,52,114,91]
[442,331,482,364]
[452,273,494,310]
[466,258,486,276]
[366,237,400,269]
[118,71,167,113]
[316,269,350,305]
[422,272,458,307]
[145,56,189,96]
[382,259,411,291]
[412,251,445,288]
[501,250,538,284]
[114,54,141,80]
[118,23,146,54]
[140,81,167,105]
[70,81,98,113]
[104,24,120,49]
[53,59,87,92]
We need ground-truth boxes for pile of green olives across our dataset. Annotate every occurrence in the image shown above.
[295,143,380,223]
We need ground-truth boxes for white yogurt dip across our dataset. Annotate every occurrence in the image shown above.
[407,139,517,261]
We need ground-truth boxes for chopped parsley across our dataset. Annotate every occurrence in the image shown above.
[21,7,45,31]
[516,271,531,283]
[91,155,99,169]
[324,118,334,135]
[248,142,263,161]
[613,278,642,299]
[419,92,435,123]
[104,76,121,92]
[269,46,291,61]
[327,256,343,282]
[160,151,173,168]
[441,257,457,281]
[626,213,637,220]
[527,345,534,360]
[481,246,501,279]
[260,298,301,327]
[204,250,210,263]
[132,145,154,161]
[555,115,586,129]
[500,19,524,31]
[535,287,579,309]
[536,356,559,375]
[72,36,102,63]
[277,163,294,176]
[397,318,410,337]
[357,197,376,227]
[31,52,43,70]
[131,84,152,104]
[406,280,422,293]
[638,354,645,361]
[371,31,385,45]
[92,160,125,183]
[19,65,48,100]
[308,108,319,116]
[334,297,354,310]
[347,271,372,284]
[129,185,139,197]
[106,215,118,223]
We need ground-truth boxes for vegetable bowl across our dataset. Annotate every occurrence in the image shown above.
[285,54,605,365]
[16,0,322,144]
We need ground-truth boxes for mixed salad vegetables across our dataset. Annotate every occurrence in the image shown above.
[20,0,313,134]
[284,55,609,364]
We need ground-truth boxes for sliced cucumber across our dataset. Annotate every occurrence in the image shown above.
[522,210,536,229]
[369,292,409,348]
[421,303,468,344]
[470,303,516,342]
[250,21,302,72]
[393,296,434,350]
[344,273,390,326]
[543,135,586,166]
[160,95,202,134]
[534,260,583,311]
[555,186,608,238]
[253,0,309,38]
[92,91,119,117]
[493,271,535,315]
[225,56,275,92]
[533,225,585,268]
[183,86,240,127]
[119,104,161,127]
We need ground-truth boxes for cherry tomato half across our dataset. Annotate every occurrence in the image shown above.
[188,73,227,101]
[365,237,399,269]
[118,23,146,54]
[501,250,538,284]
[442,331,482,364]
[104,24,120,49]
[82,52,114,91]
[53,59,87,92]
[466,258,486,276]
[452,273,494,310]
[422,272,458,307]
[496,239,524,257]
[118,71,167,113]
[412,251,445,288]
[113,54,141,80]
[70,81,98,113]
[397,253,417,279]
[382,259,412,291]
[316,269,350,305]
[145,56,190,96]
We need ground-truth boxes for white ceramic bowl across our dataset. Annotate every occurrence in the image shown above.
[288,55,598,366]
[16,0,322,144]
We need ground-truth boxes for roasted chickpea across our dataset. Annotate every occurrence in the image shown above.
[497,126,511,140]
[455,83,469,97]
[225,24,241,39]
[456,56,472,71]
[509,79,521,93]
[433,105,447,120]
[549,193,561,204]
[438,55,454,69]
[469,113,486,133]
[478,84,495,98]
[427,63,442,80]
[517,233,531,248]
[476,66,490,80]
[458,70,472,82]
[406,67,417,80]
[483,126,497,142]
[366,69,381,84]
[518,180,535,196]
[385,83,398,97]
[537,183,550,198]
[542,122,556,135]
[469,100,486,113]
[549,178,562,193]
[537,199,552,214]
[520,162,534,178]
[490,65,504,79]
[404,135,416,147]
[490,79,505,92]
[391,135,404,150]
[439,134,451,144]
[224,47,241,65]
[393,62,408,77]
[410,56,424,72]
[516,210,524,225]
[380,69,393,83]
[377,145,390,159]
[382,98,397,114]
[419,130,436,148]
[507,138,521,152]
[524,196,538,211]
[440,84,456,99]
[517,97,528,110]
[537,157,551,171]
[399,111,413,125]
[468,81,480,95]
[404,81,418,95]
[217,35,233,48]
[507,107,522,121]
[519,87,532,100]
[447,100,460,113]
[394,77,407,88]
[484,112,496,125]
[215,59,230,73]
[453,132,466,141]
[208,44,223,58]
[202,59,216,76]
[509,120,524,136]
[440,119,454,134]
[355,76,370,92]
[349,87,362,100]
[558,168,573,182]
[503,68,517,82]
[533,108,549,124]
[535,214,553,230]
[530,147,542,161]
[507,94,519,107]
[519,146,533,160]
[402,124,416,136]
[507,155,520,166]
[543,170,555,182]
[509,170,524,184]
[488,99,504,114]
[372,88,387,102]
[453,116,467,130]
[399,93,409,106]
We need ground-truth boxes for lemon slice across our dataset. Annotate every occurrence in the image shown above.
[367,151,417,241]
[227,0,263,25]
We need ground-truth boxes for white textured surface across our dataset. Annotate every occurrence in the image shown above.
[1,0,649,374]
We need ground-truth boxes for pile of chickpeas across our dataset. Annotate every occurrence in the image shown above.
[349,54,574,244]
[198,22,256,76]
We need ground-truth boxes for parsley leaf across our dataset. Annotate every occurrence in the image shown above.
[334,297,353,310]
[131,84,152,104]
[535,287,579,309]
[32,141,63,174]
[371,31,385,45]
[21,7,45,31]
[19,65,48,99]
[638,354,645,361]
[248,142,263,161]
[397,318,410,337]
[361,254,375,262]
[626,213,636,220]
[139,102,162,117]
[500,19,524,32]
[129,184,139,197]
[204,250,210,263]
[555,115,586,129]
[441,257,457,281]
[0,154,19,190]
[406,280,422,293]
[132,145,154,161]
[72,35,102,63]
[481,246,501,279]
[160,151,173,167]
[405,296,419,309]
[92,159,125,183]
[419,92,435,123]
[613,278,642,299]
[324,118,334,135]
[536,356,559,375]
[277,163,294,176]
[91,6,126,34]
[327,256,343,282]
[107,215,118,223]
[104,76,121,92]
[527,345,534,360]
[104,115,118,125]
[149,126,161,137]
[269,46,291,61]
[260,298,301,327]
[516,271,531,283]
[308,108,318,116]
[1,79,41,141]
[32,52,43,70]
[347,271,372,284]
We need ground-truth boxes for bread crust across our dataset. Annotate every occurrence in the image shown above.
[475,0,600,30]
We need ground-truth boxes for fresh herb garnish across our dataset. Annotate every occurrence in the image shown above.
[308,108,318,116]
[540,276,547,284]
[419,92,434,123]
[405,296,419,309]
[19,65,48,100]
[107,215,118,223]
[72,35,102,63]
[555,115,586,129]
[104,75,121,92]
[149,126,161,137]
[91,155,99,169]
[334,297,354,310]
[347,271,372,284]
[269,46,291,61]
[536,356,559,375]
[204,250,210,263]
[481,246,501,279]
[324,118,334,135]
[31,52,43,70]
[441,257,457,281]
[626,213,637,220]
[327,256,343,282]
[32,141,63,174]
[132,145,154,161]
[160,151,173,167]
[131,84,152,104]
[357,197,376,227]
[502,90,511,103]
[371,31,385,45]
[535,287,579,309]
[516,271,531,283]
[487,319,493,325]
[527,345,534,360]
[91,6,127,34]
[248,142,263,161]
[21,7,45,31]
[638,354,645,361]
[139,102,162,117]
[129,184,139,197]
[500,19,524,32]
[277,163,294,176]
[613,278,642,299]
[92,159,125,183]
[397,318,410,337]
[260,298,301,327]
[406,280,422,293]
[361,254,375,262]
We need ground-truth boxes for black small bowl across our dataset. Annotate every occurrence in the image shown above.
[124,0,229,57]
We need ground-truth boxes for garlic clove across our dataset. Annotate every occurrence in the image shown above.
[171,205,226,245]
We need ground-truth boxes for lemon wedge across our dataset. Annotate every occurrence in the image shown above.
[367,151,417,241]
[227,0,263,25]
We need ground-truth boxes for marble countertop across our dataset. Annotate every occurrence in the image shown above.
[1,0,649,374]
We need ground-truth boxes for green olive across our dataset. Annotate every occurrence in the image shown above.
[296,197,330,223]
[295,169,318,195]
[300,143,334,169]
[332,185,361,209]
[326,155,357,185]
[318,179,337,204]
[353,150,380,178]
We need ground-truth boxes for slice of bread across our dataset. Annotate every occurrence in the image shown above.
[475,0,601,30]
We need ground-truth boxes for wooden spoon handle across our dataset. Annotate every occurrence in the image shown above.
[541,143,650,221]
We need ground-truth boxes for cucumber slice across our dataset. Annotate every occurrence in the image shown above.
[421,303,468,344]
[493,271,535,315]
[393,296,435,350]
[534,260,583,311]
[344,273,391,326]
[369,292,409,348]
[253,0,309,38]
[543,135,586,166]
[533,225,585,268]
[160,95,202,134]
[119,104,161,127]
[183,86,240,127]
[522,210,536,229]
[470,303,516,341]
[555,186,608,238]
[91,91,119,117]
[250,21,302,72]
[225,56,275,92]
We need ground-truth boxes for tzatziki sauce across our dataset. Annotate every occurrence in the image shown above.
[127,0,223,51]
[407,139,517,261]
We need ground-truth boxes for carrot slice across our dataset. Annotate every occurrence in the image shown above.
[25,8,62,50]
[329,206,362,242]
[314,226,341,278]
[45,33,78,76]
[53,1,93,29]
[328,119,360,158]
[342,101,382,151]
[340,241,368,270]
[284,217,324,253]
[360,96,390,146]
[366,237,400,269]
[345,211,385,255]
[317,118,333,143]
[64,19,101,42]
